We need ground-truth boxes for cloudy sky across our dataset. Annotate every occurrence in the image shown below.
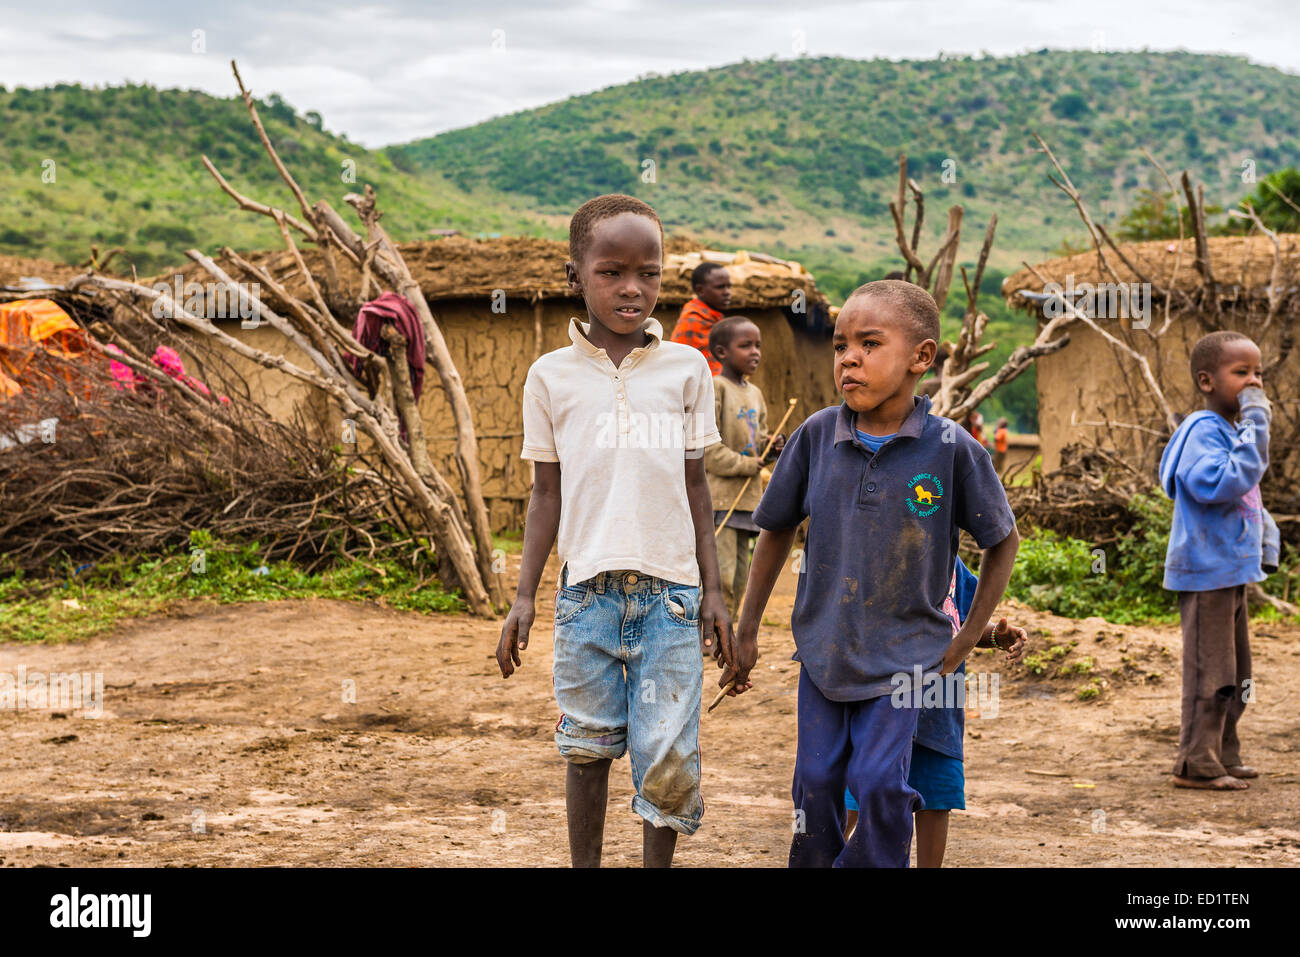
[2,0,1296,147]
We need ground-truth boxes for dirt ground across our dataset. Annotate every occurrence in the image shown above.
[2,554,1298,868]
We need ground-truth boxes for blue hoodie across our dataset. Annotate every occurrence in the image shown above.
[1159,406,1270,592]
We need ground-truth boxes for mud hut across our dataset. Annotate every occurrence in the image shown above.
[147,236,838,531]
[1003,233,1300,477]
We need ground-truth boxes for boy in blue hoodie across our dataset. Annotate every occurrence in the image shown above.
[1159,330,1275,791]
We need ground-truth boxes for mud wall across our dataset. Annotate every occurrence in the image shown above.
[1034,311,1298,472]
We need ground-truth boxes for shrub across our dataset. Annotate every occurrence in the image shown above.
[1008,491,1177,623]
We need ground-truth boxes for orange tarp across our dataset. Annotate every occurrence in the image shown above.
[0,298,103,399]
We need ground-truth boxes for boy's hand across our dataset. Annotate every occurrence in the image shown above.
[718,620,758,696]
[496,596,535,678]
[764,433,786,461]
[700,588,733,662]
[977,617,1028,665]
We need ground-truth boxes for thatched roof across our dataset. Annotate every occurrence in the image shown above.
[147,235,830,314]
[0,254,107,294]
[1002,233,1300,310]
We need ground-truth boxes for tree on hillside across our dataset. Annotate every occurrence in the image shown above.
[1116,187,1222,241]
[1225,168,1300,235]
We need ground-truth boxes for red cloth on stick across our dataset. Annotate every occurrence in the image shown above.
[346,292,427,400]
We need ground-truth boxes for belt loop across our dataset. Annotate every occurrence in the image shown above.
[652,577,663,594]
[594,572,606,594]
[559,563,567,590]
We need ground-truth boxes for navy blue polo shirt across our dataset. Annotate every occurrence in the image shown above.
[753,394,1016,702]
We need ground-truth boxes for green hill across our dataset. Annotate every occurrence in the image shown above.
[4,52,1296,286]
[390,50,1300,292]
[0,83,554,275]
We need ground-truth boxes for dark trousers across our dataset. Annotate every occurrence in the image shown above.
[789,667,921,867]
[1174,585,1252,778]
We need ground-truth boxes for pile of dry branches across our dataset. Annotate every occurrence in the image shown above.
[1012,136,1300,535]
[0,330,412,575]
[1003,443,1150,545]
[34,60,504,615]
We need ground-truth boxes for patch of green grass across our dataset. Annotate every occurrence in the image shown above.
[1057,655,1097,677]
[0,529,463,644]
[1009,491,1181,624]
[491,531,524,555]
[1022,652,1048,676]
[1076,678,1103,701]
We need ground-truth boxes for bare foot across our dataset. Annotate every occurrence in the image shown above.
[1225,765,1259,778]
[1172,774,1249,790]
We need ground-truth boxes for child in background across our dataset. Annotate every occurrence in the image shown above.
[993,417,1009,476]
[965,410,987,449]
[703,316,785,620]
[723,279,1020,867]
[1160,330,1272,791]
[496,193,733,867]
[669,262,732,375]
[843,555,1028,867]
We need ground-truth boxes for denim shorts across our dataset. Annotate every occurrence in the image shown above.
[552,565,705,836]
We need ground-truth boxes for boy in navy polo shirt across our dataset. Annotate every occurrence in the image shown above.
[722,279,1019,868]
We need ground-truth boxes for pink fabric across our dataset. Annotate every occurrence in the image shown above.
[345,292,427,400]
[150,345,230,404]
[104,343,138,391]
[941,569,961,635]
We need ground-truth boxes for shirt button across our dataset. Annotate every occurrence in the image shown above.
[870,460,879,469]
[867,482,876,492]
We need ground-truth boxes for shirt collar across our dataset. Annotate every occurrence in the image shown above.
[569,316,663,357]
[835,393,932,446]
[688,297,724,320]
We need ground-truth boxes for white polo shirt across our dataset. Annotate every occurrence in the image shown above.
[521,316,721,587]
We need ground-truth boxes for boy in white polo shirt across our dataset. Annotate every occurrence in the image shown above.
[495,193,733,868]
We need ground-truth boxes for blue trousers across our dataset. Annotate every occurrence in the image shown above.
[790,667,922,867]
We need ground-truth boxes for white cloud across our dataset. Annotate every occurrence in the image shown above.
[0,0,1295,147]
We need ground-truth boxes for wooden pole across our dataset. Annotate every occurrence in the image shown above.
[533,293,544,360]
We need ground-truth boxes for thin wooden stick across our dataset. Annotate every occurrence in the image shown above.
[200,156,318,241]
[707,680,736,713]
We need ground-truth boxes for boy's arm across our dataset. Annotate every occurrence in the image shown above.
[1180,404,1270,505]
[686,456,732,660]
[724,525,797,694]
[703,440,762,477]
[496,461,561,678]
[703,385,762,477]
[941,526,1019,674]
